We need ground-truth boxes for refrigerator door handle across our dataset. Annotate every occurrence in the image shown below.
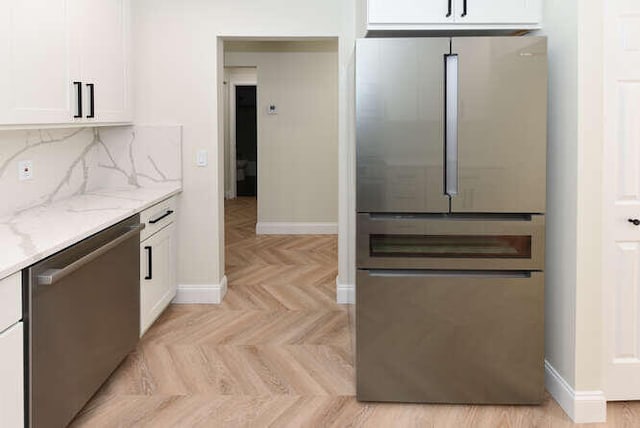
[445,54,459,197]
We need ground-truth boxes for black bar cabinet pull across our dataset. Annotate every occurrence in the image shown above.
[446,0,452,17]
[149,210,174,224]
[144,246,153,280]
[629,219,640,226]
[86,83,95,118]
[461,0,468,17]
[73,81,83,118]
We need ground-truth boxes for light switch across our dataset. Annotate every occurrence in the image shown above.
[18,160,33,181]
[196,150,208,167]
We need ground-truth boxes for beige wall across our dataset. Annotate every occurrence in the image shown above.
[541,0,604,393]
[574,0,604,393]
[132,1,356,287]
[225,41,339,225]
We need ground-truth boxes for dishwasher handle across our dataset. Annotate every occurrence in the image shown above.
[37,223,145,286]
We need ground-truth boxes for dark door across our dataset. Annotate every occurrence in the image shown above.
[236,85,257,197]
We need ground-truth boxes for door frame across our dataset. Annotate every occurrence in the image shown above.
[225,67,257,199]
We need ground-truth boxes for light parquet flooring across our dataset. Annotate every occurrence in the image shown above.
[72,197,640,427]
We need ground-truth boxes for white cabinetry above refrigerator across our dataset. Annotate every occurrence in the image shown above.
[0,0,132,127]
[367,0,542,31]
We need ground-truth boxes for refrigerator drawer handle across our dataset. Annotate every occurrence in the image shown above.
[366,213,534,221]
[37,224,145,285]
[445,54,459,197]
[461,0,468,17]
[365,270,533,279]
[446,0,452,17]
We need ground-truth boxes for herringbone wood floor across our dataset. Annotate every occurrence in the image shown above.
[71,197,640,427]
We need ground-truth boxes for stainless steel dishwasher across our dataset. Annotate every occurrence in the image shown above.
[24,214,144,428]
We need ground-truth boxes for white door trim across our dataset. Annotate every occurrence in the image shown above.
[226,67,257,200]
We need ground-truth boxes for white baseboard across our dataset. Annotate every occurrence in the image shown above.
[256,222,338,235]
[336,279,355,304]
[544,360,606,424]
[173,276,228,304]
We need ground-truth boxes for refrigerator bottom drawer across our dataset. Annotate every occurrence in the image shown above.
[356,269,544,404]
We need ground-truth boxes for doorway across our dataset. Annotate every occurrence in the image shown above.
[224,67,258,200]
[235,86,257,197]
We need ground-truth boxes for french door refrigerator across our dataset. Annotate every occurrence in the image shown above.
[356,37,547,404]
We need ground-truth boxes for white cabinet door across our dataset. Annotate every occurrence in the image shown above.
[140,223,176,336]
[368,0,454,24]
[0,0,131,126]
[0,0,77,125]
[72,0,132,123]
[454,0,542,24]
[604,0,640,400]
[0,323,24,428]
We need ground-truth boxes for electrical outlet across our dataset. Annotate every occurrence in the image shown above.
[18,160,33,181]
[196,150,208,167]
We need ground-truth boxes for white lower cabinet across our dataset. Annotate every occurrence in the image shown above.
[0,322,24,428]
[140,200,177,336]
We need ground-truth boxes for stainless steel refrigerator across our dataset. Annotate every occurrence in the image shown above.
[356,37,547,404]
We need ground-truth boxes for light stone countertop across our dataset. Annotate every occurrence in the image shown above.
[0,183,181,280]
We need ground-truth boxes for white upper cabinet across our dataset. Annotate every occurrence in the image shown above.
[72,0,131,123]
[0,0,131,126]
[367,0,542,30]
[369,0,454,25]
[455,0,542,24]
[0,0,76,125]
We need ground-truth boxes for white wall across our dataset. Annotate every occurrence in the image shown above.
[541,0,605,420]
[574,0,603,393]
[132,1,356,289]
[540,0,579,388]
[225,41,339,226]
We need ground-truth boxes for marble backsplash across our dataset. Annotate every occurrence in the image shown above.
[0,126,182,217]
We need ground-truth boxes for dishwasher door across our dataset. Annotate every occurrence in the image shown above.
[356,269,544,405]
[26,215,143,428]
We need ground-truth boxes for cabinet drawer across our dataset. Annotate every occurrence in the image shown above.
[140,197,177,241]
[0,273,22,333]
[0,322,24,428]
